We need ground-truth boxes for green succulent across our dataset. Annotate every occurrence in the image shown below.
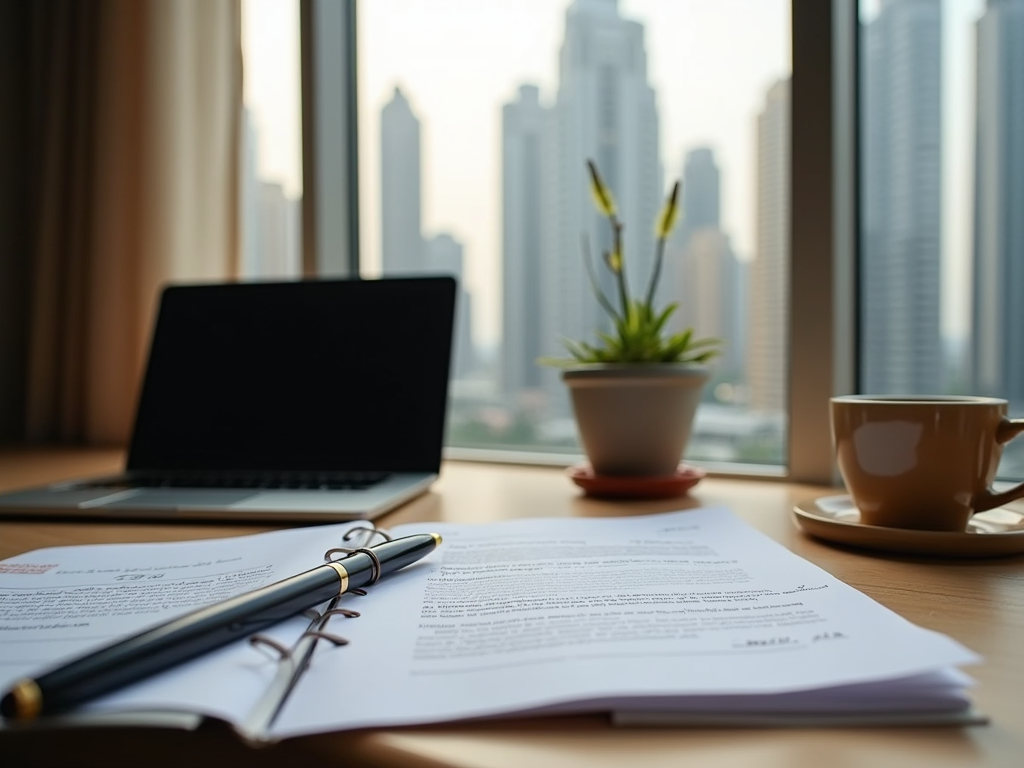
[540,160,721,366]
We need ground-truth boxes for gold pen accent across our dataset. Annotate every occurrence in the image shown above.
[325,562,349,595]
[5,679,42,721]
[431,533,443,546]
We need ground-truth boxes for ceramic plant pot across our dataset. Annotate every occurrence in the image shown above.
[562,364,709,477]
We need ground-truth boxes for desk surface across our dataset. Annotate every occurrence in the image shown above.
[1,448,1022,768]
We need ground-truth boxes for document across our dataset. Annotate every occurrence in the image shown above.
[0,508,983,741]
[0,524,374,730]
[272,507,981,736]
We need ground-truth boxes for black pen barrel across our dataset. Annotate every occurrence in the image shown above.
[374,533,443,581]
[21,565,343,717]
[324,533,441,591]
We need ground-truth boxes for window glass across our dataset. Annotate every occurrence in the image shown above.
[359,0,791,468]
[859,0,1024,477]
[240,0,303,279]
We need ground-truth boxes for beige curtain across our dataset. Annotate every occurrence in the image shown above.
[26,0,241,445]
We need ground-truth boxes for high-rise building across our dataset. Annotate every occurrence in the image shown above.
[256,181,301,278]
[666,147,745,379]
[500,84,549,400]
[380,87,478,382]
[747,79,790,413]
[678,147,721,249]
[541,0,661,371]
[971,0,1024,406]
[676,230,746,380]
[240,107,300,279]
[380,86,424,274]
[860,0,943,393]
[425,233,476,380]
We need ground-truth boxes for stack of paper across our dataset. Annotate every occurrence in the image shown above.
[0,508,983,741]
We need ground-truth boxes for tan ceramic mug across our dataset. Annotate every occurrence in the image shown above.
[830,395,1024,531]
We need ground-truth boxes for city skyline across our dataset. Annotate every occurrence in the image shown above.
[243,0,989,349]
[493,0,786,451]
[362,0,790,460]
[238,0,1024,468]
[357,0,790,348]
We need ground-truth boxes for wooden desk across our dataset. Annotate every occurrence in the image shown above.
[1,448,1022,768]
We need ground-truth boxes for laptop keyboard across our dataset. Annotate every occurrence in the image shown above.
[84,471,391,491]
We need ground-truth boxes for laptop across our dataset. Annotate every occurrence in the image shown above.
[0,276,456,522]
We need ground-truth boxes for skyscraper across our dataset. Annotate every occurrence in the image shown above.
[240,107,300,279]
[380,86,423,274]
[747,79,790,413]
[677,230,746,380]
[971,0,1024,406]
[860,0,943,393]
[425,233,476,380]
[666,148,745,379]
[678,147,721,250]
[541,0,661,368]
[501,84,549,400]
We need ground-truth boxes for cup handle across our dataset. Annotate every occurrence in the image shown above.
[974,418,1024,513]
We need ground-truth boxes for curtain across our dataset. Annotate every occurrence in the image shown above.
[23,0,241,446]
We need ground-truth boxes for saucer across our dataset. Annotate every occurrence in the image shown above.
[568,463,705,499]
[792,495,1024,558]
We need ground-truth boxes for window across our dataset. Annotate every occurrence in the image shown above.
[357,0,793,472]
[859,0,1024,478]
[294,0,851,483]
[240,0,303,279]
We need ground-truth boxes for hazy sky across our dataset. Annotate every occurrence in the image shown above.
[243,0,983,346]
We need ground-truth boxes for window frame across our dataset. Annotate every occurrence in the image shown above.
[300,0,359,277]
[300,0,857,485]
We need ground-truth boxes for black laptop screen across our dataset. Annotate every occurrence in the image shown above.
[126,277,456,473]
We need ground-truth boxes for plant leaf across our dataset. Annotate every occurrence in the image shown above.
[655,181,681,239]
[587,159,616,217]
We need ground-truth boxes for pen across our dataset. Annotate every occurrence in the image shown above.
[1,531,441,722]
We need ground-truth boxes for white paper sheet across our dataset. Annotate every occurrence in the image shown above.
[271,508,980,737]
[0,522,369,728]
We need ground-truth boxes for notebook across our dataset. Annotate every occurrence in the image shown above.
[0,276,456,522]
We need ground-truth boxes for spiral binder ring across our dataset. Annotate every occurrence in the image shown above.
[323,525,392,563]
[343,525,392,543]
[353,547,382,585]
[249,525,388,661]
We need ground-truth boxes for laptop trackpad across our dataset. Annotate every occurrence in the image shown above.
[103,490,258,509]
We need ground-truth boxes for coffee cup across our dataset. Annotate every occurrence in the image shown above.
[830,395,1024,531]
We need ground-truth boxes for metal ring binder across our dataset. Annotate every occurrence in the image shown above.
[324,525,391,562]
[343,525,392,543]
[249,635,292,659]
[352,547,382,585]
[249,525,387,663]
[242,525,398,733]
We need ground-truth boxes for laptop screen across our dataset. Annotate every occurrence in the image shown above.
[126,277,456,473]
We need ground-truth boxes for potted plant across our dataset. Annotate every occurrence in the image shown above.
[541,160,721,478]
